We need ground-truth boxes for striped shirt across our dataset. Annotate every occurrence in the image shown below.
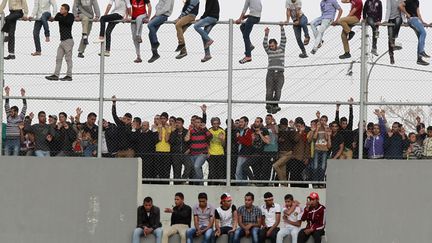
[263,28,286,71]
[189,128,212,155]
[4,99,26,138]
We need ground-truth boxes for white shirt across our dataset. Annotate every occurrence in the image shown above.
[260,203,281,227]
[215,205,236,228]
[109,0,131,17]
[281,206,303,229]
[286,0,303,21]
[32,0,57,18]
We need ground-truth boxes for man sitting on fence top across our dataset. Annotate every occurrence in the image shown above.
[297,192,326,243]
[162,192,192,243]
[132,196,163,243]
[338,0,363,59]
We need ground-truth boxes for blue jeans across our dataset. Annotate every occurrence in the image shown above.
[233,227,260,243]
[35,150,50,157]
[293,15,310,53]
[408,17,426,58]
[240,16,260,57]
[194,17,217,55]
[132,227,162,243]
[84,144,96,157]
[148,15,168,47]
[235,156,248,181]
[313,150,327,181]
[33,11,51,52]
[186,227,214,243]
[4,137,20,156]
[191,154,208,185]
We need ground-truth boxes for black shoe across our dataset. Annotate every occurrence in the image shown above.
[175,44,185,52]
[148,54,160,63]
[83,38,89,45]
[339,52,351,59]
[299,52,308,58]
[175,49,187,59]
[420,52,430,58]
[4,54,15,60]
[78,53,84,58]
[60,76,72,81]
[250,45,255,51]
[271,106,281,114]
[348,31,355,41]
[390,55,395,65]
[417,58,430,66]
[4,36,9,42]
[45,75,59,80]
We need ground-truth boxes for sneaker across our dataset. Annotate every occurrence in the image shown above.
[148,54,160,63]
[311,48,317,55]
[348,31,355,41]
[420,52,430,58]
[60,76,72,81]
[250,45,255,51]
[83,37,89,45]
[265,105,273,110]
[271,106,281,114]
[317,40,324,49]
[374,30,380,38]
[201,55,212,62]
[175,44,185,52]
[239,57,252,64]
[134,57,142,63]
[4,54,15,60]
[394,42,402,50]
[339,52,351,59]
[204,39,214,49]
[390,55,395,65]
[45,75,59,80]
[303,37,310,45]
[175,49,187,59]
[371,48,378,56]
[78,53,84,58]
[45,36,50,42]
[136,36,142,43]
[417,58,430,66]
[31,52,41,56]
[94,38,104,43]
[98,51,110,57]
[299,52,308,58]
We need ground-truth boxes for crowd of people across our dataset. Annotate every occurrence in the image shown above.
[3,86,432,186]
[132,191,326,243]
[0,0,430,80]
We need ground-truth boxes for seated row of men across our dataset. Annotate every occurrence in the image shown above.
[132,191,325,243]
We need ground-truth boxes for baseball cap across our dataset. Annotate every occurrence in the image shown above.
[308,192,319,200]
[220,193,232,201]
[49,115,58,120]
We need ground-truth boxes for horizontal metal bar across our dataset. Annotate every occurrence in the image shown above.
[3,96,100,101]
[365,101,432,106]
[141,178,326,184]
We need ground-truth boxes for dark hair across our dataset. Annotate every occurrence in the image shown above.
[59,112,67,118]
[245,192,254,200]
[284,194,294,201]
[160,112,169,119]
[408,132,416,137]
[417,123,425,133]
[340,117,348,123]
[175,192,184,200]
[11,106,18,112]
[240,116,249,123]
[393,122,401,127]
[269,39,278,45]
[61,3,70,11]
[427,126,432,132]
[88,112,97,118]
[280,118,288,125]
[235,119,240,122]
[330,121,339,127]
[311,119,319,124]
[191,115,198,119]
[198,192,207,200]
[195,117,203,123]
[263,192,273,199]
[256,117,263,123]
[133,117,142,124]
[321,115,328,120]
[38,111,46,117]
[176,117,184,124]
[144,197,153,203]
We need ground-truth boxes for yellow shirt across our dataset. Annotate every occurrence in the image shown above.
[156,127,170,152]
[209,128,225,155]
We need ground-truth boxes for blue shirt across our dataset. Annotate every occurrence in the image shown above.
[320,0,340,20]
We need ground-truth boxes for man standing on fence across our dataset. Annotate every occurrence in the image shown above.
[338,0,363,59]
[0,0,29,60]
[73,0,100,58]
[147,0,174,63]
[399,0,430,66]
[45,3,74,81]
[263,24,286,114]
[29,0,57,56]
[236,0,262,64]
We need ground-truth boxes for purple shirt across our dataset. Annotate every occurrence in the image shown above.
[193,203,215,228]
[320,0,341,20]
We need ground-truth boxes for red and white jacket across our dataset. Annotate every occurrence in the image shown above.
[301,203,326,231]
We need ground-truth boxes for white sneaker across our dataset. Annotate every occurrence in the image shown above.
[94,38,105,43]
[98,51,110,57]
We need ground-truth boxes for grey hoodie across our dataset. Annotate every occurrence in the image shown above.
[155,0,174,17]
[72,0,101,19]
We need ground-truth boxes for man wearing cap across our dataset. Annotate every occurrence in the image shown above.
[259,192,281,243]
[132,196,163,243]
[186,192,215,243]
[298,192,326,243]
[215,193,238,243]
[112,95,135,157]
[162,192,192,243]
[276,194,302,243]
[234,192,262,243]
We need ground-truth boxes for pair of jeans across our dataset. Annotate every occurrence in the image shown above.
[310,18,332,50]
[54,39,74,76]
[35,150,50,157]
[2,10,24,54]
[132,227,163,243]
[84,144,96,157]
[148,15,168,47]
[240,16,260,57]
[235,156,248,182]
[293,15,310,53]
[186,227,214,243]
[99,13,123,51]
[233,227,260,243]
[131,14,148,56]
[4,137,20,156]
[297,228,325,243]
[366,16,379,49]
[265,70,284,108]
[194,17,217,55]
[33,12,51,52]
[313,150,327,181]
[408,17,426,58]
[276,227,300,243]
[216,226,234,243]
[191,154,208,185]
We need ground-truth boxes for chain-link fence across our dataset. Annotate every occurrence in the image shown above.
[1,17,432,186]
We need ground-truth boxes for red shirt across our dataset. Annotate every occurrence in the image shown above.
[131,0,150,19]
[301,203,326,231]
[351,0,363,20]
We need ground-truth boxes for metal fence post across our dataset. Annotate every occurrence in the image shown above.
[0,13,5,157]
[97,41,106,158]
[226,19,234,186]
[358,21,368,159]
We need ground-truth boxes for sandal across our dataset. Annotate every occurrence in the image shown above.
[304,37,310,46]
[239,57,251,64]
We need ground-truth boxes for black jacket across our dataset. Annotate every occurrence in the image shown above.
[137,205,162,229]
[55,122,77,153]
[104,122,118,154]
[170,204,192,227]
[112,105,133,151]
[131,129,158,157]
[169,128,189,154]
[201,0,219,20]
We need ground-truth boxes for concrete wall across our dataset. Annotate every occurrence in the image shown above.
[0,157,140,243]
[326,159,432,243]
